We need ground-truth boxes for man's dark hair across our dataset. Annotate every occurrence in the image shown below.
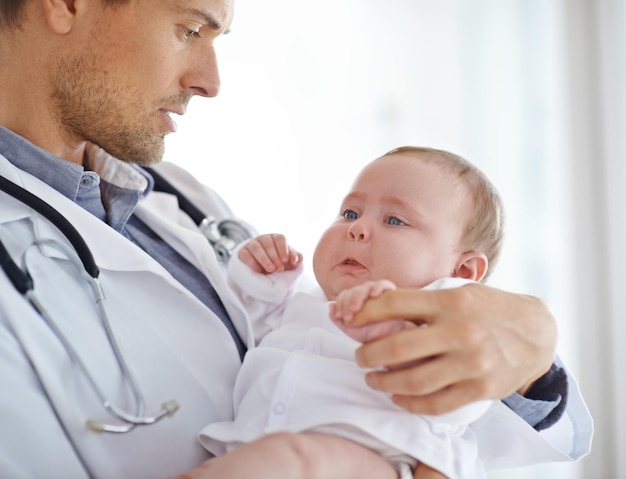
[0,0,26,30]
[0,0,130,30]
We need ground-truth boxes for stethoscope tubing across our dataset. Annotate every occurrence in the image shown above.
[145,167,206,225]
[0,175,99,278]
[0,174,178,433]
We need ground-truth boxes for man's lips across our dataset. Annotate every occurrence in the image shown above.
[158,107,185,133]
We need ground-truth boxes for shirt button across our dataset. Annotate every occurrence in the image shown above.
[272,402,286,415]
[80,172,100,188]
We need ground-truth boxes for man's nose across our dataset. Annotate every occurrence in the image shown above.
[182,45,221,98]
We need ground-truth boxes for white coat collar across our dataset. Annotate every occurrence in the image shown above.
[0,154,169,275]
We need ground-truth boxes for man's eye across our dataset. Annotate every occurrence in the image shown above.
[182,28,201,40]
[386,216,405,226]
[341,209,359,220]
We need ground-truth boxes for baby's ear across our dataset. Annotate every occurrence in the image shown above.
[453,251,488,282]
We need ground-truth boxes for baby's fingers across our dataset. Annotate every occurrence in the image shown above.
[368,279,397,298]
[333,286,373,322]
[239,234,289,273]
[333,280,398,322]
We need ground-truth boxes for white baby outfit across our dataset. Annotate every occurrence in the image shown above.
[200,257,490,478]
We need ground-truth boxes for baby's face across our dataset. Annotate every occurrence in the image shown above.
[312,152,472,300]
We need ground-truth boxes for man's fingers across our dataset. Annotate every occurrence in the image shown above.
[390,382,486,416]
[351,288,441,326]
[355,324,447,368]
[362,353,461,396]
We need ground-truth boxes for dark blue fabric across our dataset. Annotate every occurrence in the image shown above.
[524,363,568,430]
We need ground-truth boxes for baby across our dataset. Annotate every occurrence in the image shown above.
[200,146,504,478]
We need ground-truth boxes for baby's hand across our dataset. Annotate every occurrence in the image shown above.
[329,280,412,343]
[330,280,397,323]
[238,234,302,274]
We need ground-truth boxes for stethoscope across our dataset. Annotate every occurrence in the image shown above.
[0,170,254,435]
[146,167,256,263]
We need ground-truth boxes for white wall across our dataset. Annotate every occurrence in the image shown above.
[164,1,624,476]
[564,1,626,478]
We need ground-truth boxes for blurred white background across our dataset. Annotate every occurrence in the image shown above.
[164,0,625,477]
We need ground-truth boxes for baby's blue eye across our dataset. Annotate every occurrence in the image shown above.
[386,216,405,226]
[342,209,359,220]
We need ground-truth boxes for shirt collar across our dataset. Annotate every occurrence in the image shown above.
[0,125,153,196]
[83,143,153,196]
[0,125,84,200]
[0,125,155,232]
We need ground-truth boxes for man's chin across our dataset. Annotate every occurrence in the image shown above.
[132,155,164,167]
[101,142,164,167]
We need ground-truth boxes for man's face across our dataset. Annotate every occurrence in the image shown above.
[51,0,234,165]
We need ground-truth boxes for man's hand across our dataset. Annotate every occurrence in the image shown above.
[238,234,302,274]
[350,283,557,415]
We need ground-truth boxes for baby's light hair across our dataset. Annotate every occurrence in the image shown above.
[382,146,504,281]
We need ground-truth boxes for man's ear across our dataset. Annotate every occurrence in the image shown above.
[453,251,489,282]
[42,0,78,34]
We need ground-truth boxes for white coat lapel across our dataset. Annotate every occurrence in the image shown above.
[0,155,180,279]
[135,191,254,348]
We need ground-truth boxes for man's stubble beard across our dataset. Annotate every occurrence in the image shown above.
[51,51,165,166]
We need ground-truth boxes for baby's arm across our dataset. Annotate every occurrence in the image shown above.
[238,234,302,274]
[330,280,417,343]
[228,234,304,342]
